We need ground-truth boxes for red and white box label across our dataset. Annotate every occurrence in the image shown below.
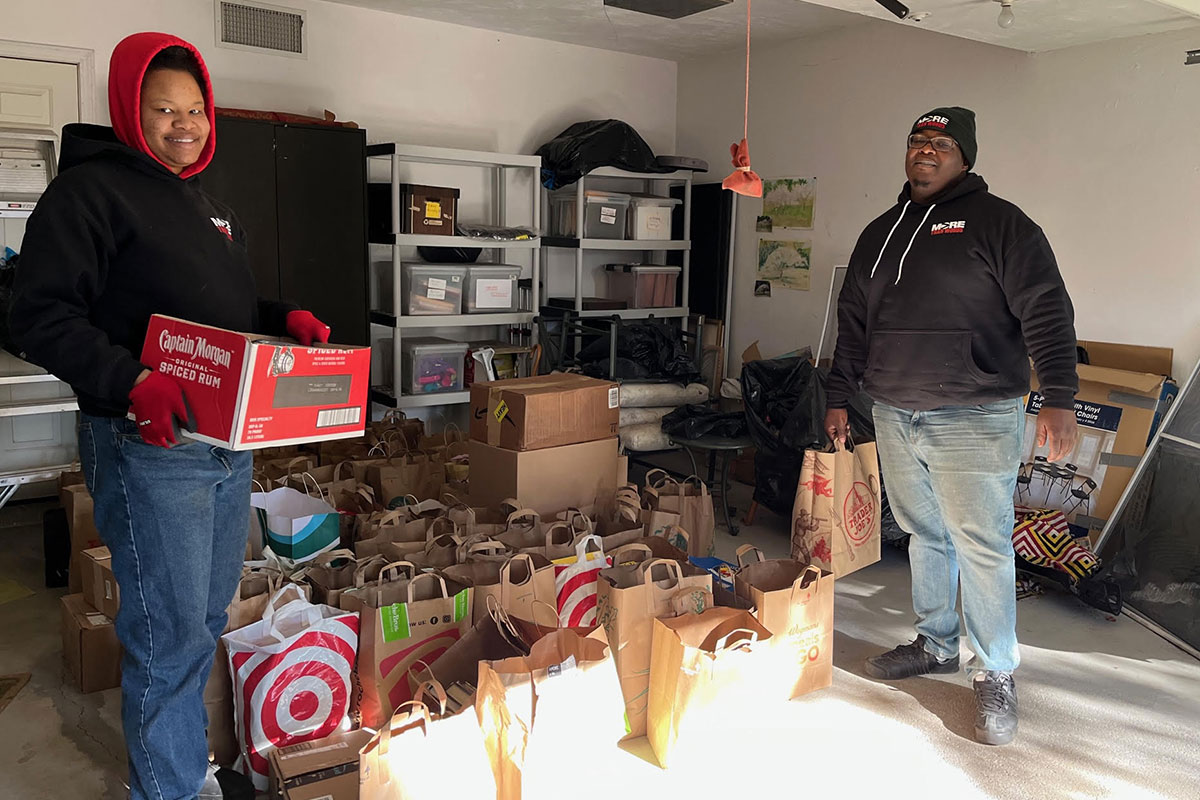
[141,315,370,450]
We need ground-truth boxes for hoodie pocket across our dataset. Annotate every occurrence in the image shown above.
[865,329,1000,392]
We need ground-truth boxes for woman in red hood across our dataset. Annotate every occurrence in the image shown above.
[10,33,330,800]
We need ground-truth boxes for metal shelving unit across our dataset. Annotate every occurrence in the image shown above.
[366,144,542,412]
[541,168,693,316]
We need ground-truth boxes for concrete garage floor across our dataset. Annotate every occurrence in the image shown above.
[1,484,1199,800]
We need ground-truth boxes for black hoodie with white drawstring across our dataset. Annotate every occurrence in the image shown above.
[826,173,1078,412]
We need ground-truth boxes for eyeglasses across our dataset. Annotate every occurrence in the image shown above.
[907,134,958,153]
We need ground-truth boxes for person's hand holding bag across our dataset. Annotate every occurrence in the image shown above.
[129,370,189,448]
[285,310,331,346]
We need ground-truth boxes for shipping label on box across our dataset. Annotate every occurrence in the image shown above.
[81,546,120,620]
[141,315,370,451]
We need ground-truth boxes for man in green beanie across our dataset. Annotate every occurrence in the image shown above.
[825,106,1079,746]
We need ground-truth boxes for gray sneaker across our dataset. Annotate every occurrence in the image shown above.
[864,635,960,680]
[974,671,1018,745]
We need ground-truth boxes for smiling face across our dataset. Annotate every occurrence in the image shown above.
[905,128,968,202]
[139,68,209,174]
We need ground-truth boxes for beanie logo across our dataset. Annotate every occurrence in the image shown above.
[915,115,949,130]
[930,220,966,235]
[210,217,233,241]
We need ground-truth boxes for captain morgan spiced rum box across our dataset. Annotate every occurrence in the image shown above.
[141,315,370,450]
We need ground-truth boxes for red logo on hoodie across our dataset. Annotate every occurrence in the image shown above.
[211,217,233,241]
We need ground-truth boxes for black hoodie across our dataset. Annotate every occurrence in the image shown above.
[9,125,294,417]
[826,174,1078,411]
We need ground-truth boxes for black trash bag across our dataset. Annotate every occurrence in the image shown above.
[660,405,747,440]
[576,322,700,384]
[535,120,672,190]
[741,356,824,515]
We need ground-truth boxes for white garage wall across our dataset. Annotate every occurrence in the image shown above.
[677,20,1200,381]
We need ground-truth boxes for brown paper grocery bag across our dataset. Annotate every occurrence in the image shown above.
[647,607,779,769]
[734,545,834,699]
[791,439,881,577]
[350,571,473,729]
[476,628,624,800]
[444,553,556,623]
[644,470,715,557]
[358,697,496,800]
[595,557,712,739]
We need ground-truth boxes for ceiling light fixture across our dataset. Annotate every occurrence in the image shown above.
[996,0,1015,29]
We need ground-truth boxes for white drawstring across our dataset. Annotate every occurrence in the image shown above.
[869,201,910,279]
[895,204,936,286]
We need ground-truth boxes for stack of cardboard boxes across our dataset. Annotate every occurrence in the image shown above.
[58,475,122,693]
[467,373,625,515]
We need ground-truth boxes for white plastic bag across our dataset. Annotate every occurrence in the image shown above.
[222,584,360,790]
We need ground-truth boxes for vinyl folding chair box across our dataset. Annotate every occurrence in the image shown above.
[1022,341,1177,541]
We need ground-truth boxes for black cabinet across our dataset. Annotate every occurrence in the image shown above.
[202,118,369,345]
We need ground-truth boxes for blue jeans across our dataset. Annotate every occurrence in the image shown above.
[871,399,1024,672]
[79,414,252,800]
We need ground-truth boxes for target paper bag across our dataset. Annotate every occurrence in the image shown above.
[354,573,473,729]
[221,584,360,790]
[791,440,881,578]
[595,557,712,739]
[476,628,624,800]
[551,534,612,628]
[733,546,834,699]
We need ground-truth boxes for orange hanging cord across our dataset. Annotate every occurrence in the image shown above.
[722,0,762,198]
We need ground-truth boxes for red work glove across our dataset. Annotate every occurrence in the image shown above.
[128,372,189,448]
[286,310,331,346]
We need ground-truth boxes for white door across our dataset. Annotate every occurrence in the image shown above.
[1,57,81,482]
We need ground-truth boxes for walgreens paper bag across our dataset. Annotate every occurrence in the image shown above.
[251,486,340,564]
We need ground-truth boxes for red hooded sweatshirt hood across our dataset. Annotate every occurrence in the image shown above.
[108,32,216,179]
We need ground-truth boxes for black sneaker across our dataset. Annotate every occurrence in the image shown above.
[197,765,256,800]
[974,671,1018,746]
[863,635,960,680]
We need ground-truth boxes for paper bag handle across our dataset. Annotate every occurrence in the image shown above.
[377,560,417,588]
[662,525,691,550]
[528,598,561,629]
[714,628,759,653]
[380,701,432,759]
[445,502,477,525]
[500,553,537,587]
[367,440,391,457]
[680,474,710,496]
[542,521,575,549]
[413,678,449,717]
[464,540,508,559]
[376,509,408,527]
[791,565,825,600]
[610,543,653,563]
[506,508,542,528]
[427,516,458,539]
[352,555,386,587]
[307,548,357,569]
[297,472,327,501]
[407,572,450,603]
[645,468,678,489]
[251,479,267,494]
[735,544,766,567]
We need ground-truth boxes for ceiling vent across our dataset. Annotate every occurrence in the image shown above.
[215,1,306,57]
[603,0,732,20]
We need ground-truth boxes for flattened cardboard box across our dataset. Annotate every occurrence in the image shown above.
[141,315,370,450]
[1025,341,1176,540]
[80,546,120,620]
[470,373,619,451]
[60,593,121,694]
[469,437,619,517]
[267,728,373,800]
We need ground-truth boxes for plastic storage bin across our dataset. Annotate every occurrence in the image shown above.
[401,263,466,315]
[605,264,680,308]
[402,337,468,395]
[627,195,681,241]
[550,190,631,240]
[465,265,522,314]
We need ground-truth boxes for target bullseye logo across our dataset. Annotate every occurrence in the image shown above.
[230,616,359,789]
